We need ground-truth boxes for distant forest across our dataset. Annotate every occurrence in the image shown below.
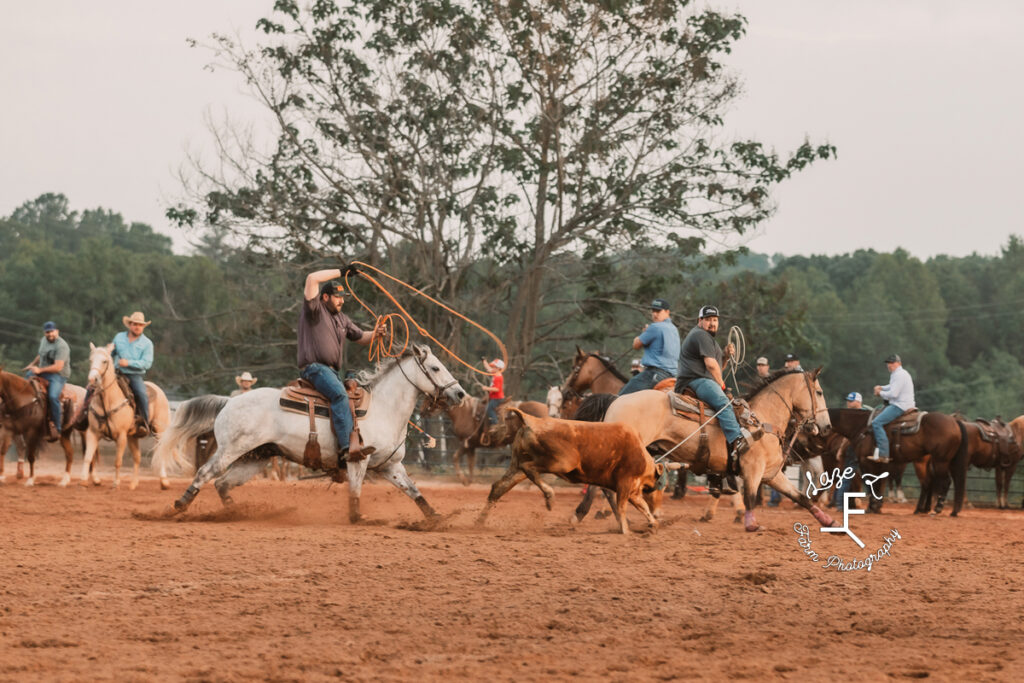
[2,193,1023,420]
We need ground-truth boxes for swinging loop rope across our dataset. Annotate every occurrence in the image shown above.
[726,325,746,393]
[342,261,508,376]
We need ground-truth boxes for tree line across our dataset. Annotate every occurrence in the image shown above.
[2,192,1022,420]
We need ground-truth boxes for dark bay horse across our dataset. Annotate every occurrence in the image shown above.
[953,417,1023,510]
[420,396,548,484]
[0,369,88,486]
[840,407,967,516]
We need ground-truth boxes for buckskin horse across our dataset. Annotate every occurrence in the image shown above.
[585,369,836,532]
[420,395,548,485]
[159,345,467,524]
[844,407,967,516]
[80,344,172,489]
[952,416,1023,510]
[557,347,629,416]
[0,368,88,486]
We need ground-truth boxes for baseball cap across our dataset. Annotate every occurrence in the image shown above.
[491,359,505,370]
[845,391,863,403]
[784,353,799,362]
[649,298,670,311]
[697,305,719,319]
[885,354,901,364]
[42,321,57,331]
[320,281,345,297]
[755,356,768,366]
[631,358,642,366]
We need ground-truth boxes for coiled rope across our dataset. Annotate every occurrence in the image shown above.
[342,261,508,377]
[725,325,746,393]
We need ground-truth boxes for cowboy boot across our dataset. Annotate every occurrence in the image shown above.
[71,387,94,430]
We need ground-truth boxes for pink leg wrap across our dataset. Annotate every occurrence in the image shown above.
[811,505,835,527]
[744,511,760,532]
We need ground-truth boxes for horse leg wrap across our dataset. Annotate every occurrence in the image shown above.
[414,495,439,518]
[810,505,836,527]
[744,511,760,532]
[174,485,200,511]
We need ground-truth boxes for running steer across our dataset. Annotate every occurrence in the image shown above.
[476,408,662,534]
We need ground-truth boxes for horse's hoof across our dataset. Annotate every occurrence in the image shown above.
[173,498,189,512]
[23,477,34,488]
[92,478,102,487]
[16,463,24,480]
[160,478,170,491]
[78,479,90,488]
[0,475,6,485]
[698,513,712,523]
[58,474,70,488]
[129,480,139,491]
[745,523,761,532]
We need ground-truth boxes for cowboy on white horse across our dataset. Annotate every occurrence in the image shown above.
[299,267,386,461]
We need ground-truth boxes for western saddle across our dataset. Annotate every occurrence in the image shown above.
[279,378,373,470]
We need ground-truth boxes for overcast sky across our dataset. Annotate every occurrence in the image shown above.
[2,1,1021,259]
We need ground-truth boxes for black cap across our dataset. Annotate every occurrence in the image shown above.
[784,353,799,362]
[698,305,719,319]
[885,353,901,364]
[650,298,670,311]
[320,281,345,297]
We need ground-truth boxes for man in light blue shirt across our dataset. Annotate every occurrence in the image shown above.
[867,354,915,464]
[112,311,155,436]
[618,298,680,395]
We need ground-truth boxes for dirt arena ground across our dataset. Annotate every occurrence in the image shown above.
[2,462,1023,682]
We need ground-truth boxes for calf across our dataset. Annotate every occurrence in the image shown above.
[476,408,662,534]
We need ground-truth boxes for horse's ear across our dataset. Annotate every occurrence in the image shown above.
[106,343,114,353]
[575,344,583,357]
[811,365,823,380]
[414,344,428,359]
[89,342,96,351]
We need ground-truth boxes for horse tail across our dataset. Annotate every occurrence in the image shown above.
[574,393,617,422]
[151,395,229,475]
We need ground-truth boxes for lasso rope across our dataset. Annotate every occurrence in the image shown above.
[341,261,508,376]
[726,325,746,393]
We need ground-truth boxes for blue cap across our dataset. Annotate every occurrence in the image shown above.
[845,391,862,403]
[42,321,57,331]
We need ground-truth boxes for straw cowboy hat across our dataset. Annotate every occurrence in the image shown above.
[122,311,151,328]
[235,371,258,387]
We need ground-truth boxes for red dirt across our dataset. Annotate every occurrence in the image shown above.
[2,465,1023,681]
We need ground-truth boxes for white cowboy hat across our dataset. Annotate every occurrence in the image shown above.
[235,371,258,386]
[122,311,151,328]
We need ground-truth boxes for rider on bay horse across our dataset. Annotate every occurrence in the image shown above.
[24,321,71,441]
[868,353,916,464]
[298,267,386,461]
[618,297,680,395]
[674,305,748,496]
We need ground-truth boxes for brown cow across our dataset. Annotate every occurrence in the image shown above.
[476,408,663,534]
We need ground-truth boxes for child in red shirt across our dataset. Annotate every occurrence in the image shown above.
[479,358,505,424]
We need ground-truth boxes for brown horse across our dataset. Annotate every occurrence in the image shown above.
[598,369,835,531]
[0,369,88,486]
[0,424,27,482]
[420,395,548,484]
[558,347,629,414]
[954,417,1023,510]
[849,409,967,516]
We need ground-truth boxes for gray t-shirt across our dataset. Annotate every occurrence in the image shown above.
[675,326,722,386]
[297,297,364,370]
[38,336,71,378]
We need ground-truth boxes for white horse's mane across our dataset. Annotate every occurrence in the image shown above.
[353,345,426,386]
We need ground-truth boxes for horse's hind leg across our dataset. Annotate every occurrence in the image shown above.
[58,434,74,487]
[214,458,269,506]
[127,437,142,491]
[174,446,239,512]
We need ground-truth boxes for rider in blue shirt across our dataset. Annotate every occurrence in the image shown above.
[112,311,155,436]
[618,298,680,395]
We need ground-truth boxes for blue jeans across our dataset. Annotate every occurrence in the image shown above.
[834,442,859,509]
[121,373,150,425]
[619,367,673,396]
[685,377,743,443]
[26,371,65,427]
[301,363,352,446]
[872,404,905,457]
[486,398,502,424]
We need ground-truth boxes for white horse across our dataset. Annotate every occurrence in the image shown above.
[545,385,562,417]
[160,345,467,523]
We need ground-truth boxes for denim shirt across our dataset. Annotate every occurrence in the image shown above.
[112,331,154,375]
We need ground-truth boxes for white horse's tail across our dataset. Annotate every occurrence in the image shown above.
[151,395,229,476]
